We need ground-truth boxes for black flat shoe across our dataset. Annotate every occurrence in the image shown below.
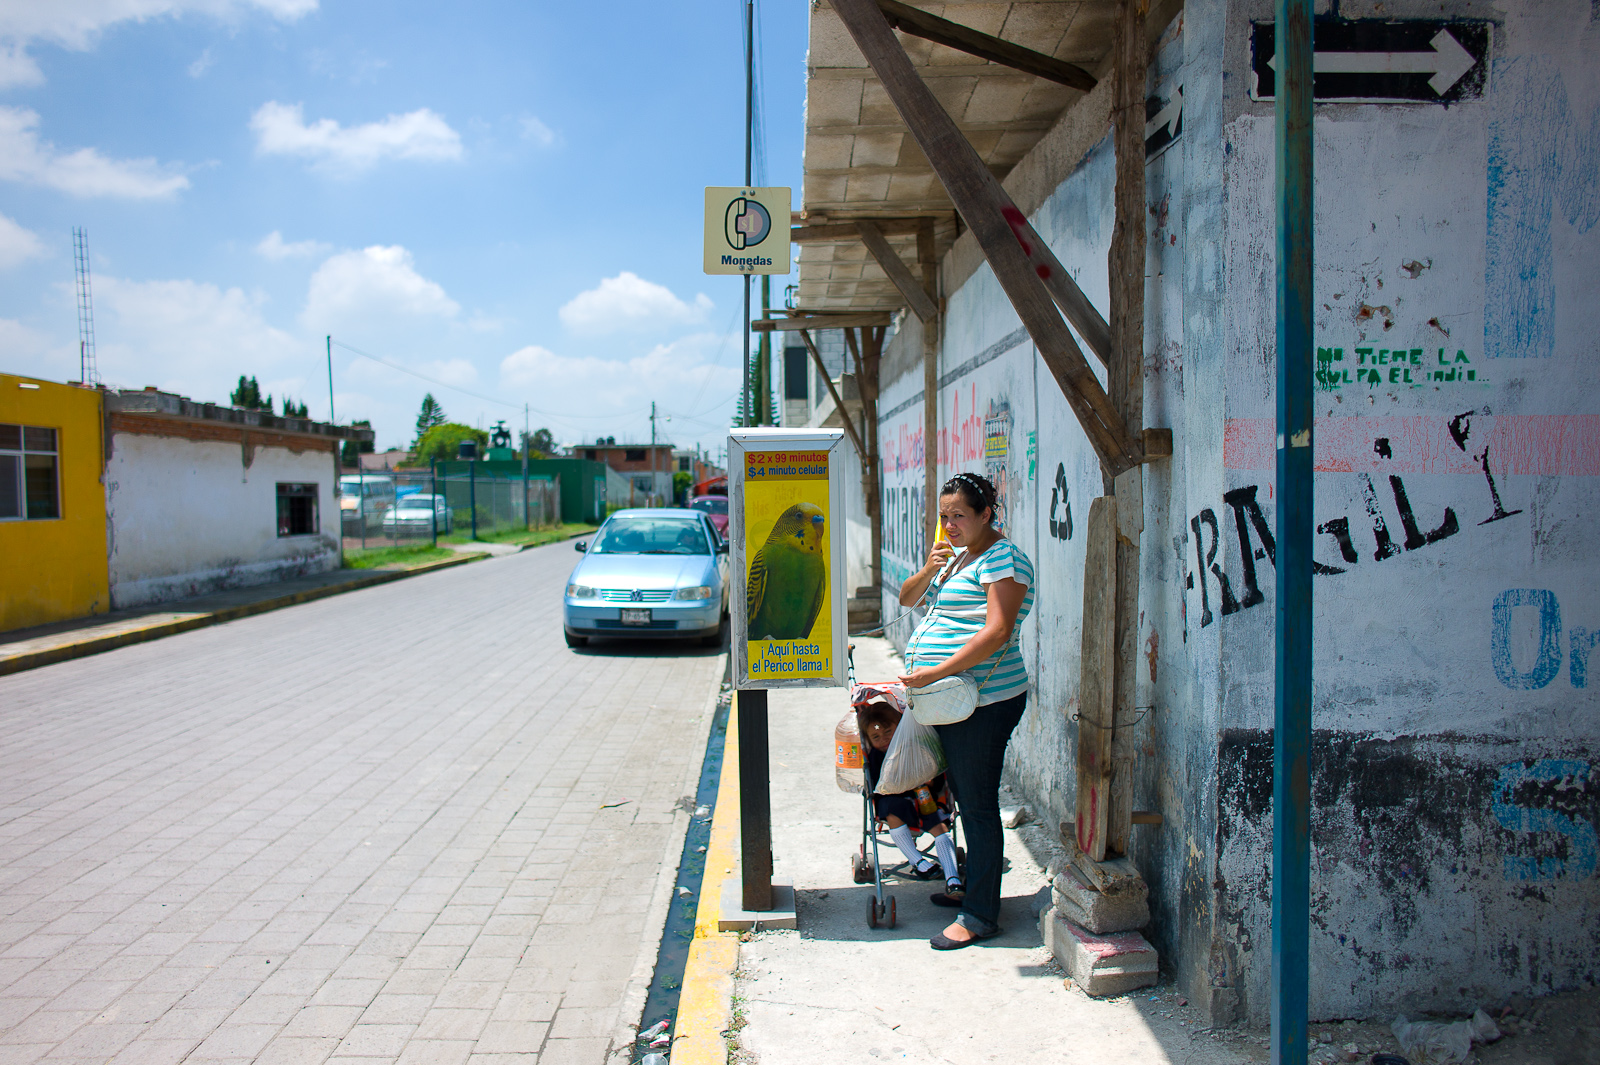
[930,926,1001,950]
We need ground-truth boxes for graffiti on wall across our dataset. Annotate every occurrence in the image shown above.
[1316,344,1483,391]
[1491,759,1598,880]
[1490,589,1600,690]
[1189,410,1531,628]
[982,399,1013,530]
[1048,462,1074,542]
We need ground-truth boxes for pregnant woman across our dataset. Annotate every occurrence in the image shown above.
[898,472,1035,950]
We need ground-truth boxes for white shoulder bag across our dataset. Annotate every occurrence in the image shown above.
[903,558,1005,726]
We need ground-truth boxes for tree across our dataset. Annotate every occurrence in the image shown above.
[415,394,446,442]
[673,470,692,504]
[412,422,489,466]
[522,427,557,458]
[230,375,272,412]
[281,397,308,417]
[341,419,374,466]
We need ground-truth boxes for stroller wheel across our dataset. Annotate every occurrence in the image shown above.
[851,854,872,885]
[956,846,967,873]
[887,895,897,928]
[867,896,879,929]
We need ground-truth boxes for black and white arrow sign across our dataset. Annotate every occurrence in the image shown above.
[1144,85,1182,161]
[1251,19,1489,104]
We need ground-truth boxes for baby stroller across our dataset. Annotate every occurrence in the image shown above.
[843,646,964,929]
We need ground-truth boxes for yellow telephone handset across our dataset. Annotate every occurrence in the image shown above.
[934,516,945,545]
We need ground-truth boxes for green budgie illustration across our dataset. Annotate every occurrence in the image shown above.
[747,502,827,640]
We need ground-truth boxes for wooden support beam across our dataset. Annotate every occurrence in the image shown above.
[1105,0,1149,861]
[1074,495,1117,862]
[876,0,1097,92]
[832,0,1141,477]
[792,218,929,243]
[856,221,939,322]
[752,313,894,332]
[918,219,939,551]
[797,329,869,463]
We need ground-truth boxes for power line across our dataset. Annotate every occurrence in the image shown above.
[328,339,645,423]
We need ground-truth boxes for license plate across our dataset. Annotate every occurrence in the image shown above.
[620,609,652,626]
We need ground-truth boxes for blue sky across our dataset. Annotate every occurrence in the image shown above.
[0,0,806,455]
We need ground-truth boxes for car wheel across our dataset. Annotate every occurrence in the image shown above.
[564,631,588,648]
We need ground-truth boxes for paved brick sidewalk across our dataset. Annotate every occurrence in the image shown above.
[0,542,723,1065]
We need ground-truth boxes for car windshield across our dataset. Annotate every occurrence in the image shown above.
[690,497,728,515]
[395,499,431,510]
[590,516,709,555]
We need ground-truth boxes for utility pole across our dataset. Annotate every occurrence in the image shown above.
[650,401,659,507]
[759,274,772,424]
[325,336,336,424]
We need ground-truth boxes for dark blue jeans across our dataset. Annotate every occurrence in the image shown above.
[935,691,1028,933]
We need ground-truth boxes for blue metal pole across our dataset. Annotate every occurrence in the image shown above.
[1273,0,1313,1063]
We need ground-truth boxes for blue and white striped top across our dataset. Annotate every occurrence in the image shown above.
[905,537,1035,706]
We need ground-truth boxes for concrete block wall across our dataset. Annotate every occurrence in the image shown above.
[872,0,1598,1026]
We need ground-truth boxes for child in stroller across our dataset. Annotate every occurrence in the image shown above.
[857,699,965,899]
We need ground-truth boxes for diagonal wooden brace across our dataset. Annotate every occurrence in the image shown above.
[856,221,939,322]
[876,0,1097,92]
[831,0,1142,476]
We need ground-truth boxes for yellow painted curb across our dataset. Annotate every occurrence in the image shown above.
[674,702,743,1065]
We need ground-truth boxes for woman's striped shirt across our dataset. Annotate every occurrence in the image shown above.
[905,537,1035,706]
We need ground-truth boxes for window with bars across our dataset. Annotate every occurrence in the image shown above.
[0,423,60,521]
[276,483,319,536]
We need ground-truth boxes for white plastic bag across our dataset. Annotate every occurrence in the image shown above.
[1391,1015,1472,1065]
[873,708,947,795]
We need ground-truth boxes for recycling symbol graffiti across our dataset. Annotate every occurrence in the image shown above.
[1049,462,1073,541]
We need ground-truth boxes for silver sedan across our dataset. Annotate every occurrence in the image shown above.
[562,509,729,648]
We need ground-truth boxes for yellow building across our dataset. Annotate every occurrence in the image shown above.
[0,373,109,631]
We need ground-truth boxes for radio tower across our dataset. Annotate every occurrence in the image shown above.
[72,227,99,385]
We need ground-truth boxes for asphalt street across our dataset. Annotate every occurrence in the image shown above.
[0,541,724,1065]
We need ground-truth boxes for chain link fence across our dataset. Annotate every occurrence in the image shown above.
[340,468,561,552]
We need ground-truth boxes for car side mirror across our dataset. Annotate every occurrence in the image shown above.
[574,540,587,553]
[717,540,729,554]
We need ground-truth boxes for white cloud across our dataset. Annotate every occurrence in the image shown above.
[187,48,213,78]
[0,41,41,89]
[0,106,189,198]
[255,230,330,260]
[519,115,555,147]
[91,275,304,401]
[497,333,742,445]
[0,212,44,269]
[558,272,713,334]
[250,101,462,174]
[303,245,459,325]
[421,358,477,387]
[0,0,315,88]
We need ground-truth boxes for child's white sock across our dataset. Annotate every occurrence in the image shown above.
[933,833,959,882]
[888,825,934,871]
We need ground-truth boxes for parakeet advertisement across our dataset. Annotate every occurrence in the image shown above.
[743,449,834,683]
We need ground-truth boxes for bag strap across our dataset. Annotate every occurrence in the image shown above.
[906,551,1013,687]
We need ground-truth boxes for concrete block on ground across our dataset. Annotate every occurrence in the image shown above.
[718,881,797,932]
[1051,865,1149,934]
[1040,907,1158,998]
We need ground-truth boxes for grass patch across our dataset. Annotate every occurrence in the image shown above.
[440,523,597,548]
[344,544,458,570]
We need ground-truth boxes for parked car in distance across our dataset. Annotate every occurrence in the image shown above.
[382,493,450,534]
[339,475,395,533]
[688,494,729,537]
[563,508,729,648]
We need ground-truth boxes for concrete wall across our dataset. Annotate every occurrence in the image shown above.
[107,432,339,608]
[871,0,1598,1026]
[1201,0,1600,1024]
[0,375,109,631]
